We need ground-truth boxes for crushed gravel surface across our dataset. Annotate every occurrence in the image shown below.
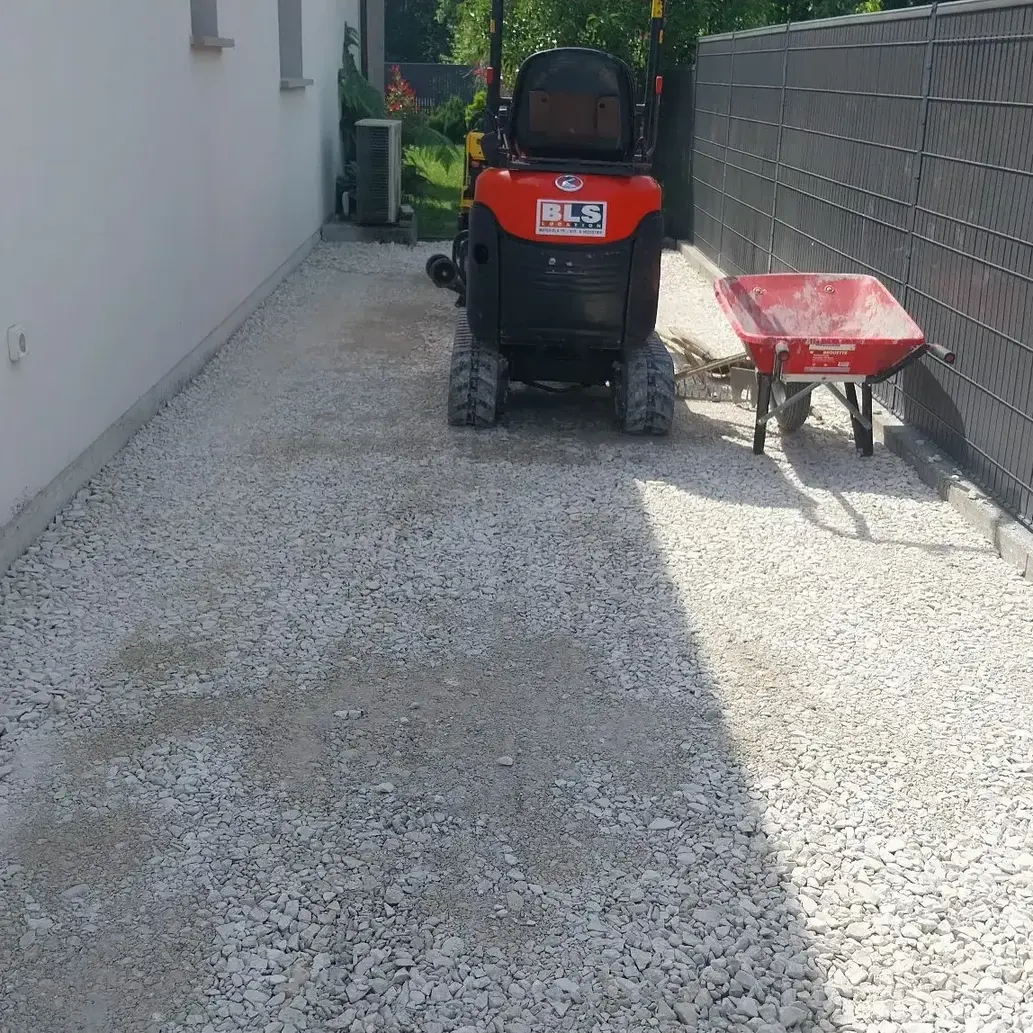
[1,243,1031,1033]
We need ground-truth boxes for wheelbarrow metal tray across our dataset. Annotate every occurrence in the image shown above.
[713,273,924,380]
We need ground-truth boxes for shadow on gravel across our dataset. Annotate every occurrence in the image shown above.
[369,390,840,1029]
[523,388,990,560]
[1,272,843,1033]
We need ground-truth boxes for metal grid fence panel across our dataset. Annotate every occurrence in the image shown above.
[386,63,476,111]
[690,40,733,265]
[677,0,1033,529]
[897,1,1033,524]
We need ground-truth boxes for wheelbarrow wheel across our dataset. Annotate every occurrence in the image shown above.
[771,379,814,434]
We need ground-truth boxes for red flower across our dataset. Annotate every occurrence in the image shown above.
[385,65,418,116]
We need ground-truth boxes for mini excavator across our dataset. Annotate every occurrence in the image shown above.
[425,0,675,434]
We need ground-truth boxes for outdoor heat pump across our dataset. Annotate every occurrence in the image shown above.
[355,119,402,226]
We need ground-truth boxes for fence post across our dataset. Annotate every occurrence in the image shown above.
[889,3,938,412]
[687,61,696,245]
[902,3,938,302]
[766,22,791,274]
[718,32,736,269]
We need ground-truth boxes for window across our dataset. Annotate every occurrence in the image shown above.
[190,0,234,49]
[278,0,314,88]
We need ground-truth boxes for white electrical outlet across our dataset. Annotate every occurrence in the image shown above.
[7,324,28,363]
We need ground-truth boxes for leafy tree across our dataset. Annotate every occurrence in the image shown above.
[763,0,880,18]
[440,0,901,78]
[386,0,453,61]
[441,0,707,76]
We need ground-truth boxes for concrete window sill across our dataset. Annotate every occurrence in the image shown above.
[191,36,235,49]
[280,78,315,90]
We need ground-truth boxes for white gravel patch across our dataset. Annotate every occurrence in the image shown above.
[656,251,744,363]
[1,243,1032,1033]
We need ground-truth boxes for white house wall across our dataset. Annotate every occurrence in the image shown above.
[0,0,358,562]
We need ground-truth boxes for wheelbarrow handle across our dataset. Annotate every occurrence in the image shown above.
[866,339,956,385]
[926,342,956,365]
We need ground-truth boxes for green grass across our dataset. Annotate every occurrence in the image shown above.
[404,145,464,241]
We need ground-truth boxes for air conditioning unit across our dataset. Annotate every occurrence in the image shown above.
[355,119,402,226]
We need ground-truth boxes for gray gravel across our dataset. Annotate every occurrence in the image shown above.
[656,250,744,362]
[1,242,1032,1033]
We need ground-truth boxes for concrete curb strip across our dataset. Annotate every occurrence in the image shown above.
[0,228,322,577]
[677,242,1033,582]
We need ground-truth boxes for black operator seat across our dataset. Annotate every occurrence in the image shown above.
[508,47,637,162]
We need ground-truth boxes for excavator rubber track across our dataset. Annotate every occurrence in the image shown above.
[615,333,676,436]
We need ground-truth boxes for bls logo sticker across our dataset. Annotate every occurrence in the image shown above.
[535,200,607,237]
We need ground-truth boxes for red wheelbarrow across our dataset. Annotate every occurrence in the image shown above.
[710,273,955,456]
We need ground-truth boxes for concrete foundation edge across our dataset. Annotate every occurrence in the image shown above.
[322,207,417,246]
[0,227,322,577]
[321,220,417,245]
[676,241,1033,582]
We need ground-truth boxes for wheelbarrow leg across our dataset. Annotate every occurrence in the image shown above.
[754,374,771,455]
[845,384,874,458]
[845,384,863,452]
[861,383,874,457]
